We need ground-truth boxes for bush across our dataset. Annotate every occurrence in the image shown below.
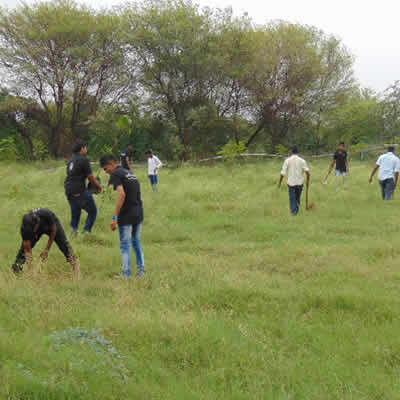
[0,137,18,161]
[217,140,247,161]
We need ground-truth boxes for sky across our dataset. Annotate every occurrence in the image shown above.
[1,0,399,92]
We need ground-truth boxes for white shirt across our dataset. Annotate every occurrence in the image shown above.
[377,152,400,181]
[281,154,309,186]
[148,155,162,175]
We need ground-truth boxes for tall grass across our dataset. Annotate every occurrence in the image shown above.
[1,159,400,399]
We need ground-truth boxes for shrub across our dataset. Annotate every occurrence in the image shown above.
[217,140,247,161]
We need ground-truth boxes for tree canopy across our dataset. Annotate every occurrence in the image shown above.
[0,0,396,160]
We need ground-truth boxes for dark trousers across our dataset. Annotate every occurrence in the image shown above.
[67,190,97,232]
[288,185,303,215]
[379,178,394,201]
[13,220,74,272]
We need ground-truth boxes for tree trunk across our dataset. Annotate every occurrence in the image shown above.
[20,128,34,159]
[245,121,265,148]
[48,126,62,158]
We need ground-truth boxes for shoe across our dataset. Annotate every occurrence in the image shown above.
[113,273,130,280]
[12,264,23,274]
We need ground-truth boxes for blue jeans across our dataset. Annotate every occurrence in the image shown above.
[379,178,394,200]
[118,223,144,277]
[148,175,158,185]
[288,185,303,215]
[67,190,97,233]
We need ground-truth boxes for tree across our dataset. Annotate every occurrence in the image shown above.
[123,0,220,160]
[0,0,132,157]
[382,81,400,141]
[243,22,355,149]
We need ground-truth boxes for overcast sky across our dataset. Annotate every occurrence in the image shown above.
[1,0,399,92]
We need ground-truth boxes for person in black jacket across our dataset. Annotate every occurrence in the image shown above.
[65,141,102,234]
[100,154,144,277]
[12,208,80,278]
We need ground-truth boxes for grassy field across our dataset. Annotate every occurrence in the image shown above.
[1,158,400,399]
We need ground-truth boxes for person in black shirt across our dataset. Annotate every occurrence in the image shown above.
[324,142,349,187]
[120,144,133,170]
[100,154,144,278]
[12,208,80,278]
[65,140,102,234]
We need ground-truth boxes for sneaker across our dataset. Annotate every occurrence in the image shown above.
[12,264,23,274]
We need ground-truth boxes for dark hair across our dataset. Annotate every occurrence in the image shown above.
[145,149,152,155]
[291,145,299,154]
[127,144,133,147]
[72,140,87,154]
[388,146,395,153]
[100,154,117,167]
[21,211,40,237]
[339,142,345,146]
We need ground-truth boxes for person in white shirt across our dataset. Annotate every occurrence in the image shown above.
[145,149,162,192]
[369,146,400,200]
[278,145,310,215]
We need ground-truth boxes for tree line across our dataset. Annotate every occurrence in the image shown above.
[0,0,398,161]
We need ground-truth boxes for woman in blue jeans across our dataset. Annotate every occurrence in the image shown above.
[100,154,145,277]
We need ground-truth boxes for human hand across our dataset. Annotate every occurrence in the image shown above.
[110,219,117,231]
[40,249,49,261]
[97,186,102,194]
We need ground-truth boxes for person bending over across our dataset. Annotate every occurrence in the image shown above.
[65,140,101,234]
[12,208,80,278]
[100,154,145,278]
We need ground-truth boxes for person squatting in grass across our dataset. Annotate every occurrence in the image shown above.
[12,208,80,278]
[65,140,102,235]
[278,145,310,216]
[324,142,349,187]
[120,144,133,171]
[145,149,162,192]
[369,146,400,200]
[100,154,145,278]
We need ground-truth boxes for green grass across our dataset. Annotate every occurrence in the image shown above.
[1,159,400,399]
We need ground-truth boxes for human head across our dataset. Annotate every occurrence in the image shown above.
[338,142,345,151]
[145,149,153,158]
[290,145,299,155]
[72,140,87,155]
[100,154,119,174]
[388,146,395,153]
[127,144,133,150]
[21,211,40,238]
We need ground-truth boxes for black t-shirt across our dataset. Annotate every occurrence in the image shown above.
[108,166,143,226]
[334,150,347,172]
[120,149,133,170]
[64,153,92,196]
[21,208,57,241]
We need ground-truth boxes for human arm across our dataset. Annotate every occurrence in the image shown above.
[126,156,131,170]
[23,240,33,270]
[154,156,162,174]
[40,223,57,261]
[88,174,102,193]
[111,185,126,231]
[278,174,284,188]
[369,165,379,183]
[395,172,399,190]
[325,159,335,181]
[279,160,288,188]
